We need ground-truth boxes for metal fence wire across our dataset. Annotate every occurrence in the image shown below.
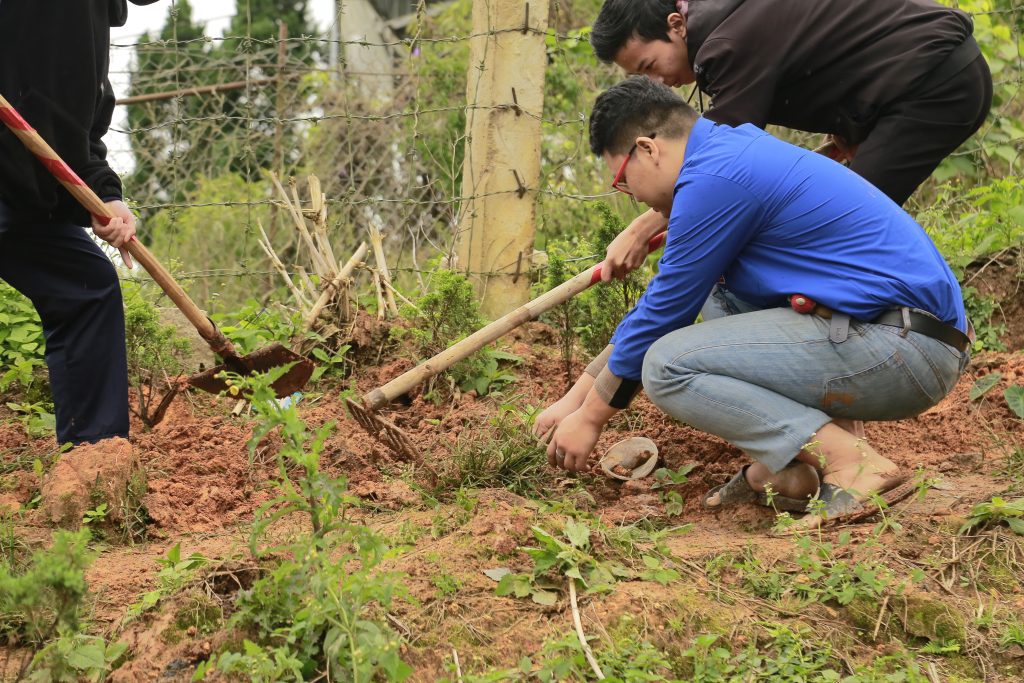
[108,0,1024,313]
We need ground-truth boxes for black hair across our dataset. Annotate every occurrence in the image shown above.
[591,0,679,63]
[589,77,698,156]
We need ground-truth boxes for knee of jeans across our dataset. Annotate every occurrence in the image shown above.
[642,336,681,403]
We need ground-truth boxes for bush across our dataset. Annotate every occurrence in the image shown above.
[122,280,192,426]
[401,269,518,397]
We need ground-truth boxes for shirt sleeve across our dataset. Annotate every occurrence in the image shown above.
[606,173,765,383]
[81,78,123,203]
[696,37,779,129]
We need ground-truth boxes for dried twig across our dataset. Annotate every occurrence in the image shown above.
[872,594,890,641]
[452,647,464,683]
[257,219,310,308]
[568,578,604,680]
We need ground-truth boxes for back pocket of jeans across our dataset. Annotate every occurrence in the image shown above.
[823,350,937,421]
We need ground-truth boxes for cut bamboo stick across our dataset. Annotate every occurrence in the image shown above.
[303,241,368,330]
[257,220,310,309]
[368,223,399,316]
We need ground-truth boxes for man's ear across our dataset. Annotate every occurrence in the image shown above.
[667,12,687,40]
[636,136,660,163]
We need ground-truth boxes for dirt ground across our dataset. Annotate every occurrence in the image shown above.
[1,318,1023,681]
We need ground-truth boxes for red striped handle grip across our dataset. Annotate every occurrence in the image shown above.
[0,93,115,224]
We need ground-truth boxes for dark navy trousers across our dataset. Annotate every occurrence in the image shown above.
[0,201,129,445]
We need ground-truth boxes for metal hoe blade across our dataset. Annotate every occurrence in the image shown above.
[345,397,422,462]
[188,343,315,399]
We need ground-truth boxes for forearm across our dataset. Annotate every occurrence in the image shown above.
[585,344,643,409]
[577,385,621,429]
[630,208,668,240]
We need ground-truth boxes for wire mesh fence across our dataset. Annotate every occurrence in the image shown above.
[108,0,1024,314]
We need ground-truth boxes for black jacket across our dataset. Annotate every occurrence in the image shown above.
[688,0,974,144]
[0,0,157,224]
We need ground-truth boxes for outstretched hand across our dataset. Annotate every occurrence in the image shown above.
[91,199,137,269]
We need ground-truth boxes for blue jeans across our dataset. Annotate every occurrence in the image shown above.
[643,286,968,473]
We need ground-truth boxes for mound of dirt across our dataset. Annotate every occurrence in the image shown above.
[40,437,140,529]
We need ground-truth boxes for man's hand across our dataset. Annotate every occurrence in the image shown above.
[819,134,859,164]
[546,408,604,472]
[533,396,581,443]
[91,199,137,269]
[545,390,619,472]
[533,375,595,442]
[600,208,668,282]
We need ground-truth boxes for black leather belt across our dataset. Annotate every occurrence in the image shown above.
[870,309,970,353]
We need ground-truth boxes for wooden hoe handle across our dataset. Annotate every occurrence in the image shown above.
[362,232,668,410]
[0,93,232,353]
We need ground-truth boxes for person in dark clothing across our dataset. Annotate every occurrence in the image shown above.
[591,0,992,281]
[0,0,160,445]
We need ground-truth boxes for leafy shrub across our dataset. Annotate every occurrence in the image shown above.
[213,298,302,355]
[0,529,92,645]
[195,368,409,682]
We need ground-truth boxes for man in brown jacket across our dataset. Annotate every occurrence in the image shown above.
[592,0,992,278]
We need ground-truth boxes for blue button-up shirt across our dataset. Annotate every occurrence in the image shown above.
[608,117,966,382]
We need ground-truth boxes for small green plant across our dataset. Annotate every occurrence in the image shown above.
[125,543,208,622]
[0,513,29,572]
[999,621,1024,649]
[431,572,462,599]
[652,464,694,517]
[25,632,127,683]
[308,343,352,381]
[444,403,550,496]
[540,241,585,389]
[4,400,55,438]
[402,269,519,397]
[213,298,301,354]
[920,639,961,656]
[496,516,630,605]
[81,504,108,528]
[959,496,1024,535]
[195,368,410,682]
[576,203,651,357]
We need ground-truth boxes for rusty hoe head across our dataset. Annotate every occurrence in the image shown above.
[188,343,315,399]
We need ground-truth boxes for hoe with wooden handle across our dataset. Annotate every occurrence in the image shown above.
[0,94,314,398]
[347,232,668,460]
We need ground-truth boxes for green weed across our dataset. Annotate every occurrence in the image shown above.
[0,282,47,398]
[125,543,209,623]
[195,367,409,682]
[443,403,550,497]
[496,516,631,605]
[959,496,1024,535]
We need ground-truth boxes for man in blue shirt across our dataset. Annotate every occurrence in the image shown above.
[536,77,969,528]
